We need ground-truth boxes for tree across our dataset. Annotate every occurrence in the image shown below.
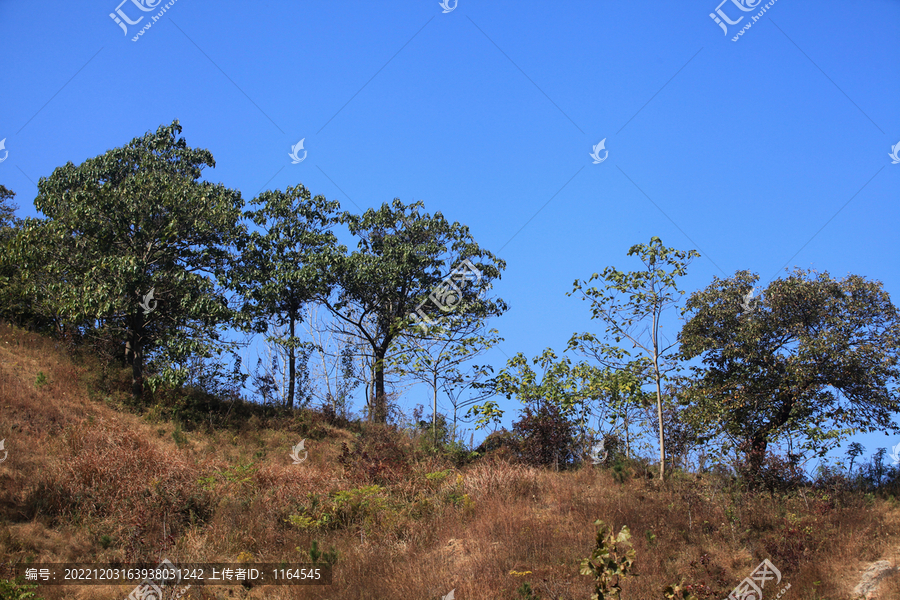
[321,199,506,423]
[568,236,700,480]
[21,120,246,400]
[678,268,900,478]
[468,348,619,467]
[0,185,16,231]
[302,304,361,419]
[390,311,502,448]
[231,184,340,408]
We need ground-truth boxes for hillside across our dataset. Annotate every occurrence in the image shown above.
[1,322,899,600]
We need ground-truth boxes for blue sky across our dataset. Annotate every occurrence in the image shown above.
[2,1,898,470]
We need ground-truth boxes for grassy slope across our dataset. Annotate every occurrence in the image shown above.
[0,322,899,600]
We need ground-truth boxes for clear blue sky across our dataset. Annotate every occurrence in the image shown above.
[2,1,898,470]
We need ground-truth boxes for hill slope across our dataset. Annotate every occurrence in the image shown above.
[0,323,898,600]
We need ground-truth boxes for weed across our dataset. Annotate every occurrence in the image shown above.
[304,539,339,566]
[580,519,636,599]
[516,580,541,599]
[34,372,48,388]
[0,577,41,600]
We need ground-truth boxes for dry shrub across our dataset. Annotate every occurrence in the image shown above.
[461,460,540,501]
[30,419,211,558]
[338,423,414,485]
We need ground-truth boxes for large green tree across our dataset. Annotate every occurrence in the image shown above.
[231,184,341,409]
[19,120,246,400]
[678,268,900,477]
[322,199,506,423]
[568,237,700,480]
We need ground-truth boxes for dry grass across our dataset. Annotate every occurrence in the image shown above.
[1,322,899,599]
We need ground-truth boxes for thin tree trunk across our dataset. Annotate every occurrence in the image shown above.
[287,307,296,409]
[129,315,144,402]
[433,371,439,448]
[655,374,665,481]
[373,343,389,423]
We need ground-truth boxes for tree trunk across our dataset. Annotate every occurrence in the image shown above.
[373,344,388,423]
[127,314,144,402]
[655,374,665,481]
[287,307,296,410]
[747,434,769,480]
[433,371,439,448]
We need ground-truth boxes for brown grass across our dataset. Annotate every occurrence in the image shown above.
[1,321,899,599]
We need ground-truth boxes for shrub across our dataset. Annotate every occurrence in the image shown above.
[512,401,578,470]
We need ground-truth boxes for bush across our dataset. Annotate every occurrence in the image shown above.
[512,401,578,470]
[338,423,412,485]
[474,429,522,463]
[0,577,41,600]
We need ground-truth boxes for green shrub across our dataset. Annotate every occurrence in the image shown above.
[0,577,41,600]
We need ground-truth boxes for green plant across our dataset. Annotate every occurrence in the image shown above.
[0,577,41,600]
[171,420,187,446]
[645,529,657,548]
[99,534,113,549]
[516,581,541,599]
[304,540,339,566]
[580,519,636,599]
[425,469,452,484]
[611,459,630,484]
[34,371,47,388]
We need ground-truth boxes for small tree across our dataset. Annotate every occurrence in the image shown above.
[321,199,506,423]
[391,311,502,448]
[568,237,700,480]
[231,184,340,408]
